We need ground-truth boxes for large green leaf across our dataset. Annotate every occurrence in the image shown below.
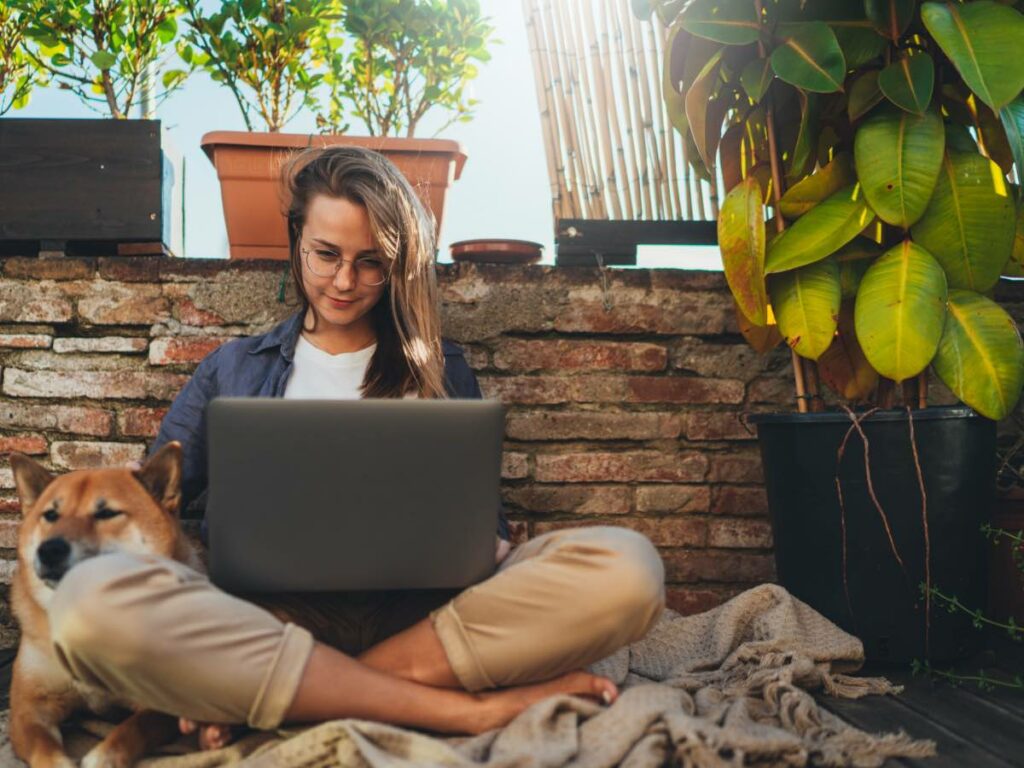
[910,151,1015,292]
[768,257,841,361]
[779,152,854,218]
[933,289,1024,420]
[854,107,944,228]
[854,240,949,382]
[848,69,884,121]
[770,21,846,93]
[719,177,768,326]
[878,53,935,115]
[999,94,1024,188]
[740,57,773,102]
[865,0,916,41]
[835,238,882,298]
[786,91,818,183]
[818,300,879,401]
[684,49,724,172]
[1006,204,1024,277]
[832,26,885,70]
[680,0,760,45]
[766,184,873,273]
[921,1,1024,111]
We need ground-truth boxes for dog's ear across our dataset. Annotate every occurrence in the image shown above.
[9,453,55,515]
[132,442,183,515]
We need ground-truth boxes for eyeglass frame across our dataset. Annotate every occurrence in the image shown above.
[299,244,391,286]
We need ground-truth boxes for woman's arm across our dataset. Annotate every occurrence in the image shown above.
[149,347,224,516]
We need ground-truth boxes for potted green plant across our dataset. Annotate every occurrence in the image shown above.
[187,0,494,259]
[651,0,1024,662]
[1,0,187,254]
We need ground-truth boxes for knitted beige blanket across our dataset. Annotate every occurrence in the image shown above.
[0,585,936,767]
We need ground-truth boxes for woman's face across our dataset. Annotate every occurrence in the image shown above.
[299,194,388,338]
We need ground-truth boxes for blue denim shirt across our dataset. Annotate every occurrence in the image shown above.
[149,310,509,541]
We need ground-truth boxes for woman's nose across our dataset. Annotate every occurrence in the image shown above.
[332,260,358,291]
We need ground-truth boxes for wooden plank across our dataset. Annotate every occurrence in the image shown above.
[554,218,719,266]
[0,118,164,243]
[817,691,1014,768]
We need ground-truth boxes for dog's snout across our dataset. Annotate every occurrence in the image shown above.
[35,537,74,583]
[37,538,71,568]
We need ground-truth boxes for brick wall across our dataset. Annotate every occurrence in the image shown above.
[0,256,1021,648]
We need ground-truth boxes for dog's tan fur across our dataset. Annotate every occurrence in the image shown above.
[7,442,203,768]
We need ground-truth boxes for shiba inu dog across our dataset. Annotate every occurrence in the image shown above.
[7,441,203,768]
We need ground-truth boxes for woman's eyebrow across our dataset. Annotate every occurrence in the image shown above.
[310,237,377,256]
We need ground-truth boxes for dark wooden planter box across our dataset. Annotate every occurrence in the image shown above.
[0,118,177,254]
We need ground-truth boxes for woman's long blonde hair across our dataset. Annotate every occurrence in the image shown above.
[284,146,447,399]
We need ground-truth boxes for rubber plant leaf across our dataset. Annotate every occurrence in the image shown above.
[865,0,916,41]
[719,177,768,326]
[770,21,846,93]
[818,300,879,401]
[847,69,884,121]
[878,52,934,115]
[779,151,854,218]
[740,57,773,102]
[679,0,761,45]
[833,26,885,71]
[736,299,783,353]
[766,184,872,274]
[685,48,724,173]
[768,257,842,361]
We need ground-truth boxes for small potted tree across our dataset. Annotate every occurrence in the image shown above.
[653,0,1024,662]
[186,0,494,259]
[2,0,188,254]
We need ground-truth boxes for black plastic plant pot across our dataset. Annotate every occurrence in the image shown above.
[749,406,996,664]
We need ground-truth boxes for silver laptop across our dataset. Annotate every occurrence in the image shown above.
[205,398,504,593]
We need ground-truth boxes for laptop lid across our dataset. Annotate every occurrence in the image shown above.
[205,398,504,593]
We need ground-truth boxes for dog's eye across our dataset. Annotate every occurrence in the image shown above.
[93,508,123,521]
[42,510,58,523]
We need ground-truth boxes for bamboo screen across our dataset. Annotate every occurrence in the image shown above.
[522,0,719,223]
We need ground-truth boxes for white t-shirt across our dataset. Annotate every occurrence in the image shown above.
[283,336,417,399]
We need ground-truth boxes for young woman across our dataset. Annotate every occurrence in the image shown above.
[47,147,665,746]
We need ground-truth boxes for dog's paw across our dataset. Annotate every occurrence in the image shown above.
[80,744,131,768]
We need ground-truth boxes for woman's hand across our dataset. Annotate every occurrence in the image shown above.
[495,536,511,565]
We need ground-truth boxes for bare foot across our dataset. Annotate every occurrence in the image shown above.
[179,718,236,751]
[470,670,617,734]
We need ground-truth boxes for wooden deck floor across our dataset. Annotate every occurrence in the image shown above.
[0,647,1021,766]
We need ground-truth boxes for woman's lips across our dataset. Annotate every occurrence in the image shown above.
[327,296,355,308]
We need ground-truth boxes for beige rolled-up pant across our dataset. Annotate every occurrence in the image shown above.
[48,526,664,730]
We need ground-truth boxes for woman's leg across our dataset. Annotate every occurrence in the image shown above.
[358,526,665,690]
[47,551,616,736]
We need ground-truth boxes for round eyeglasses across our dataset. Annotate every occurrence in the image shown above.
[301,246,389,286]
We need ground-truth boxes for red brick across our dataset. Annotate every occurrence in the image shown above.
[77,282,170,324]
[2,257,95,280]
[707,452,764,483]
[175,298,227,327]
[0,334,52,349]
[553,292,734,335]
[479,376,620,405]
[3,369,188,400]
[98,257,161,282]
[505,411,681,441]
[711,486,769,516]
[53,337,148,354]
[671,338,775,381]
[748,376,795,405]
[0,282,73,322]
[503,485,632,515]
[665,587,739,615]
[501,452,529,479]
[627,377,745,404]
[50,441,146,470]
[635,485,710,513]
[708,519,773,548]
[534,451,707,483]
[681,411,756,441]
[662,550,776,583]
[0,468,15,489]
[534,516,707,547]
[0,435,47,455]
[118,407,168,438]
[149,337,231,365]
[0,403,112,437]
[0,496,20,515]
[493,340,667,373]
[0,559,16,584]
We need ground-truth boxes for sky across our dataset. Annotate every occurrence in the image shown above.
[12,0,721,269]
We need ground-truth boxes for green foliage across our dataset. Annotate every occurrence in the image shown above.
[178,0,335,132]
[12,0,187,119]
[0,4,43,116]
[313,0,495,137]
[657,0,1024,419]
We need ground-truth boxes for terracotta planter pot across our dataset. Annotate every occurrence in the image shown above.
[989,492,1024,625]
[200,131,467,259]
